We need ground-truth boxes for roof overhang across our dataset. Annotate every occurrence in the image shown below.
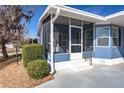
[40,5,106,23]
[52,5,106,22]
[37,5,106,36]
[105,11,124,27]
[37,5,124,36]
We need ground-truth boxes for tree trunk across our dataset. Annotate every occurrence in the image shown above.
[1,36,8,59]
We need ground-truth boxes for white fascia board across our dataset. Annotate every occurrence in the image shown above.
[54,5,106,21]
[105,10,124,19]
[38,5,124,25]
[38,5,124,36]
[39,5,52,22]
[38,5,106,25]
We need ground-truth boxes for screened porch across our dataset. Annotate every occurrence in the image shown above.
[42,14,94,62]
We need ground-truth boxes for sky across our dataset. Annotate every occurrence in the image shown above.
[27,5,124,38]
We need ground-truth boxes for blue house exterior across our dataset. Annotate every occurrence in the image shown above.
[38,5,124,73]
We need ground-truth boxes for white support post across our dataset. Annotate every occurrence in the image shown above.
[50,14,54,74]
[50,9,60,74]
[69,18,71,53]
[93,23,96,52]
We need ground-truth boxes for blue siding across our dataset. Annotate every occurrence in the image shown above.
[94,25,112,59]
[94,47,112,59]
[54,53,70,62]
[47,53,70,62]
[112,27,124,58]
[95,25,124,59]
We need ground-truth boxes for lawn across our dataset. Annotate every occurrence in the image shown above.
[0,57,54,88]
[0,48,22,59]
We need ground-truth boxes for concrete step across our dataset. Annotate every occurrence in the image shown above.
[69,61,94,72]
[55,59,94,71]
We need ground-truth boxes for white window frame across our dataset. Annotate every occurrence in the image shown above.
[96,27,110,47]
[112,26,119,47]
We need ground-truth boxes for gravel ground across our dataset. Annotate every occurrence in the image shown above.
[0,59,53,88]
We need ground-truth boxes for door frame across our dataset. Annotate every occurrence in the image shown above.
[69,25,83,60]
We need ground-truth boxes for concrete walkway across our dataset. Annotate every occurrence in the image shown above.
[37,63,124,88]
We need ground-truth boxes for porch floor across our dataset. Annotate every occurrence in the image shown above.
[55,59,93,72]
[37,63,124,88]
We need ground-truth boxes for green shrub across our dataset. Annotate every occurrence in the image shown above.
[22,44,44,67]
[27,60,49,79]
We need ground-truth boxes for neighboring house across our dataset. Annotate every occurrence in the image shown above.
[5,44,15,48]
[37,5,124,73]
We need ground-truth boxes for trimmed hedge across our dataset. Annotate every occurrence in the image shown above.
[27,60,49,79]
[22,44,44,67]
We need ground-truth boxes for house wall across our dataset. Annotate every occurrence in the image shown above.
[94,25,112,59]
[54,53,70,62]
[44,23,124,64]
[41,14,124,63]
[94,24,124,60]
[47,53,70,62]
[47,52,95,63]
[112,27,124,58]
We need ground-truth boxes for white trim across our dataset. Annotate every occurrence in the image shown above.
[106,10,124,20]
[81,20,83,52]
[93,23,96,52]
[54,5,106,21]
[70,25,82,45]
[69,18,71,53]
[70,24,82,60]
[39,5,52,21]
[40,25,43,45]
[109,26,111,47]
[70,25,82,29]
[50,15,54,74]
[55,53,69,55]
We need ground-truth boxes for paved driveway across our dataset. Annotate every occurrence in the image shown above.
[37,63,124,88]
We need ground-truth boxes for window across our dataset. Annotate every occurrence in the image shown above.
[112,26,120,46]
[96,27,110,47]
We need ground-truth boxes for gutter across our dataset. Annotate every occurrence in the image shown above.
[50,8,60,74]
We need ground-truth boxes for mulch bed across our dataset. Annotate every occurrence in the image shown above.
[0,58,54,88]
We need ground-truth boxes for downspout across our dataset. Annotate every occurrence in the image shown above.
[50,8,60,74]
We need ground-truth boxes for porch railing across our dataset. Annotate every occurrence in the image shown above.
[84,47,93,65]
